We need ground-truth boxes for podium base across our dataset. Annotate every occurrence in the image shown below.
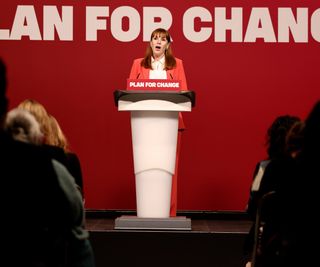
[114,215,192,231]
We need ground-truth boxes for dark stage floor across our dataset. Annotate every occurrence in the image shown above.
[85,211,252,267]
[86,217,252,233]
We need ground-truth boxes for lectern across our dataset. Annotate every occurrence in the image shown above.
[113,88,195,230]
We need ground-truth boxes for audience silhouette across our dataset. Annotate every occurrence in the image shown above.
[244,102,320,267]
[286,100,320,266]
[18,99,84,197]
[0,58,95,267]
[47,113,84,198]
[243,115,301,267]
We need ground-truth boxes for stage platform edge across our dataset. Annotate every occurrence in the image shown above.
[114,215,192,230]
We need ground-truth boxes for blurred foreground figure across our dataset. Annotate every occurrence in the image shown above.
[245,102,320,267]
[18,99,85,198]
[243,115,301,267]
[0,58,95,267]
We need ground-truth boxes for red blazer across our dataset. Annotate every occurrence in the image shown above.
[128,57,188,129]
[128,57,188,90]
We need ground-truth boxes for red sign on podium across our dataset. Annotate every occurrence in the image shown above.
[127,79,181,91]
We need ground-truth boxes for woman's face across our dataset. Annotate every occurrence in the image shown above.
[150,33,169,59]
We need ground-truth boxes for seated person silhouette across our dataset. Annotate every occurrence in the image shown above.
[243,115,301,267]
[0,58,95,267]
[17,99,84,198]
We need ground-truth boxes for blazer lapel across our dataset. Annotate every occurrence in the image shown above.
[142,68,150,79]
[167,69,174,80]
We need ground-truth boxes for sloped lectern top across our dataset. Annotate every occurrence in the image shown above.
[114,90,196,108]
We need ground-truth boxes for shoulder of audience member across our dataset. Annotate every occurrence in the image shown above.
[41,144,68,164]
[1,133,57,181]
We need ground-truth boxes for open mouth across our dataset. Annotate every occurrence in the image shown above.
[155,46,161,49]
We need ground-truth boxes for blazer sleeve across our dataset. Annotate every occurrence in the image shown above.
[176,58,188,90]
[129,58,142,80]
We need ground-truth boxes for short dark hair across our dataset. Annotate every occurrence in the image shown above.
[266,115,301,159]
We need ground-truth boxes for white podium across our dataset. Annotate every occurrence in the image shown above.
[114,90,195,230]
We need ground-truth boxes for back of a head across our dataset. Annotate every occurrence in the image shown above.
[47,114,68,151]
[18,99,51,138]
[5,108,43,145]
[266,115,301,159]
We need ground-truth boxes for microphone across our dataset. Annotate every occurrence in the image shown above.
[170,73,173,79]
[136,73,140,79]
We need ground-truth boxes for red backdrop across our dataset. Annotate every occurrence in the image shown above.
[1,1,319,211]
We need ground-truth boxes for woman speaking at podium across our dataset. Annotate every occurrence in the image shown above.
[128,28,188,217]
